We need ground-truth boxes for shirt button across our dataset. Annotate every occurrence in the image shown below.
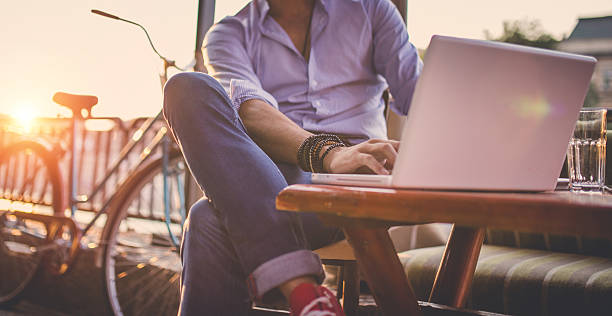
[313,100,321,107]
[312,80,318,88]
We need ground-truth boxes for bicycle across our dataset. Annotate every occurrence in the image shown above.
[0,10,195,315]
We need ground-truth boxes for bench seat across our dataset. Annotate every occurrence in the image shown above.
[399,245,612,316]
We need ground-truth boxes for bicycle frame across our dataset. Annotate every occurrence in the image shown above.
[1,107,182,276]
[71,12,191,240]
[1,11,191,281]
[0,7,208,310]
[67,110,177,237]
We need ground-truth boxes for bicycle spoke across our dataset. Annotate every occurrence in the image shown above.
[19,159,42,202]
[112,261,179,315]
[102,154,184,315]
[0,141,61,305]
[0,217,43,303]
[130,271,180,316]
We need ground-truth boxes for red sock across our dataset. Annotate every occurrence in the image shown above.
[289,283,345,316]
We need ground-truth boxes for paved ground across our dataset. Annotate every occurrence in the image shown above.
[0,246,112,316]
[0,244,376,316]
[1,301,69,316]
[1,215,182,316]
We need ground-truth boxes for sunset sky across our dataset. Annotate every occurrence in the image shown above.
[1,0,611,119]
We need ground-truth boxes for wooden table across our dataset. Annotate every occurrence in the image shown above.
[276,185,612,315]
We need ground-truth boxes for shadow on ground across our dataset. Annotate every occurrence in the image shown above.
[1,247,111,315]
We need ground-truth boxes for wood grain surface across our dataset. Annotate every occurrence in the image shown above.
[277,184,612,239]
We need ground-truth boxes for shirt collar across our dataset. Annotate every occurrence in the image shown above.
[254,0,331,25]
[253,0,270,26]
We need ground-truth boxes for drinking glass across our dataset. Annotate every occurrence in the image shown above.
[567,108,607,192]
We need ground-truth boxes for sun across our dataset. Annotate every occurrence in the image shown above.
[10,102,40,133]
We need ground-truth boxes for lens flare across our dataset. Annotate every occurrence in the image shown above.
[10,102,39,133]
[510,95,551,119]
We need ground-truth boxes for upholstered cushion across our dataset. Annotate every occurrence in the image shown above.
[484,229,612,258]
[399,245,612,316]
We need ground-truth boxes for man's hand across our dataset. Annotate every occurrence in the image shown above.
[323,139,400,175]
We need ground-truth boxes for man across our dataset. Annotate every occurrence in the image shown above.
[163,0,422,314]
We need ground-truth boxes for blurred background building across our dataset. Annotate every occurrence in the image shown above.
[558,15,612,107]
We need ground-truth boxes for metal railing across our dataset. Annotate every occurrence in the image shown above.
[0,116,182,224]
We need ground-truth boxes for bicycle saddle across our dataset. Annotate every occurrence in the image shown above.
[52,92,98,115]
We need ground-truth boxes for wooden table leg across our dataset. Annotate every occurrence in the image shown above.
[428,225,485,307]
[341,262,359,316]
[343,226,422,316]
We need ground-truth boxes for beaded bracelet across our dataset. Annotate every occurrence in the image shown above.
[297,135,321,171]
[297,135,316,171]
[297,134,345,172]
[306,135,340,172]
[311,139,337,172]
[320,142,346,171]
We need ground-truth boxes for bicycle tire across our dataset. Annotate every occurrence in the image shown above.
[101,149,187,316]
[0,140,65,305]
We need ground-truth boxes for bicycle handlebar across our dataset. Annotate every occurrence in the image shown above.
[91,9,186,71]
[91,9,120,20]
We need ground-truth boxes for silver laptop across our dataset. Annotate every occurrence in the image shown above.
[311,35,596,192]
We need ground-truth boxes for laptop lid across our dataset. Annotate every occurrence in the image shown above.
[391,35,597,191]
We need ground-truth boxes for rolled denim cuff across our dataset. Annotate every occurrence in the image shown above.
[246,250,325,301]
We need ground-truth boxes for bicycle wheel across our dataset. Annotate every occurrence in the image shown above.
[0,140,65,305]
[101,149,189,316]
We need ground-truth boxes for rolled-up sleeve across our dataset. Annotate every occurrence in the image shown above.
[365,0,423,116]
[203,20,279,111]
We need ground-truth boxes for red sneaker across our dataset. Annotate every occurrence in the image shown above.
[289,283,345,316]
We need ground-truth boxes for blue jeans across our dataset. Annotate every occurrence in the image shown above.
[163,72,343,315]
